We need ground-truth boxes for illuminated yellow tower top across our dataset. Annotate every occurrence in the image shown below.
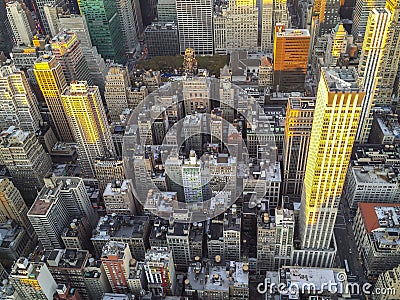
[33,55,74,142]
[300,67,364,250]
[61,81,115,177]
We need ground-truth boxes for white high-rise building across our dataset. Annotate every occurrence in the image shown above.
[6,1,33,46]
[294,68,364,267]
[356,8,391,143]
[214,0,259,53]
[0,62,42,133]
[104,65,130,122]
[0,127,52,201]
[176,0,214,54]
[28,175,96,249]
[260,0,274,52]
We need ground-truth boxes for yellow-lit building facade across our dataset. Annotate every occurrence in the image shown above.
[34,55,74,142]
[61,81,115,178]
[356,8,391,143]
[299,68,364,256]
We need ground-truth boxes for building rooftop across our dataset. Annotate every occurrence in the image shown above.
[359,203,400,233]
[323,67,360,92]
[279,266,349,298]
[92,215,149,241]
[352,165,400,184]
[45,249,89,270]
[101,241,127,259]
[288,97,316,110]
[275,27,310,38]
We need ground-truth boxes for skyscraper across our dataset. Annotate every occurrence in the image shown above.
[157,0,177,22]
[0,62,42,133]
[34,55,75,142]
[296,67,364,267]
[115,0,140,53]
[79,0,127,63]
[176,0,213,54]
[61,81,115,177]
[0,178,33,237]
[260,0,274,52]
[6,1,33,46]
[28,175,96,249]
[283,97,315,197]
[104,65,130,122]
[0,126,52,202]
[273,25,310,92]
[325,23,349,67]
[313,0,340,36]
[352,0,386,41]
[58,13,107,93]
[373,0,400,105]
[50,30,91,85]
[356,8,391,143]
[214,0,259,52]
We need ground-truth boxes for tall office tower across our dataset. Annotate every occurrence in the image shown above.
[0,62,42,133]
[352,0,386,41]
[103,180,136,215]
[6,1,33,46]
[372,0,400,105]
[101,241,132,294]
[50,30,91,85]
[166,222,191,271]
[61,81,115,177]
[164,152,184,201]
[115,0,139,54]
[144,247,176,297]
[43,3,62,37]
[28,175,96,249]
[274,207,295,269]
[9,258,57,300]
[80,0,126,63]
[224,208,241,261]
[313,0,340,36]
[104,65,130,122]
[213,11,227,54]
[0,127,52,201]
[157,0,177,22]
[58,13,107,93]
[58,13,91,48]
[260,0,274,52]
[0,179,33,237]
[0,0,13,54]
[356,9,391,143]
[273,25,310,92]
[93,158,125,192]
[176,0,213,54]
[295,67,364,267]
[325,23,349,67]
[145,23,180,57]
[34,55,74,142]
[34,0,66,35]
[283,97,315,198]
[225,0,259,52]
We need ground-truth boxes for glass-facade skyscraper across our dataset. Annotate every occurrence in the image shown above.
[79,0,127,64]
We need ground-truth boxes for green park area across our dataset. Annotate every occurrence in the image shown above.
[137,55,229,77]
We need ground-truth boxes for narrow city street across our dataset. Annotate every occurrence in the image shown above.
[334,198,369,299]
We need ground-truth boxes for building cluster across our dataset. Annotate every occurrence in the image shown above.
[0,0,400,299]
